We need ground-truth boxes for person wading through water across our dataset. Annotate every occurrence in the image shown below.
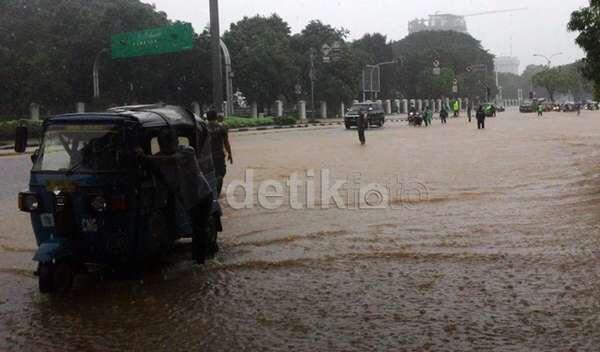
[476,105,486,130]
[357,108,368,145]
[440,106,448,125]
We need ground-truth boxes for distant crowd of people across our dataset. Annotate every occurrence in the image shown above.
[355,100,490,145]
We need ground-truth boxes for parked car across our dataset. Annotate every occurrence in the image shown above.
[519,102,535,113]
[344,102,385,129]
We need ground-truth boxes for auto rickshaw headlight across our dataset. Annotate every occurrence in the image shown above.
[90,196,108,213]
[18,192,39,212]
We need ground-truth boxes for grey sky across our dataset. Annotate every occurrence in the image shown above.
[148,0,587,72]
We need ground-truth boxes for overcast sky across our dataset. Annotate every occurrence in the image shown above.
[148,0,588,73]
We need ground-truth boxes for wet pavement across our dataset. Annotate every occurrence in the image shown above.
[2,109,600,351]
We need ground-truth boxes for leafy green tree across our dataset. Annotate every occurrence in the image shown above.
[292,21,363,115]
[0,0,213,117]
[223,15,298,112]
[532,68,565,102]
[568,2,600,85]
[391,31,496,99]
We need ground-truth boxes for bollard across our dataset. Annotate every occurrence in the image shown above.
[340,102,346,118]
[437,99,442,113]
[276,100,284,118]
[403,99,409,114]
[192,102,201,117]
[320,101,327,119]
[417,99,423,112]
[251,102,258,118]
[384,100,392,115]
[30,103,40,121]
[298,100,307,120]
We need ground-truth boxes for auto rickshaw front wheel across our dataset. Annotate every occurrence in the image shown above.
[38,261,75,294]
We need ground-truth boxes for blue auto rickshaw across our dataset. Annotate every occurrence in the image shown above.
[14,104,222,293]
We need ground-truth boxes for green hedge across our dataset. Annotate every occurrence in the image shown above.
[0,120,43,143]
[223,116,298,129]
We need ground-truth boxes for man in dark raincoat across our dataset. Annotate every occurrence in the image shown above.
[357,108,368,145]
[136,129,213,264]
[476,105,486,130]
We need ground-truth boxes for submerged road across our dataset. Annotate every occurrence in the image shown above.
[1,110,600,351]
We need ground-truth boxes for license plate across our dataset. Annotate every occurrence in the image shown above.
[40,213,55,228]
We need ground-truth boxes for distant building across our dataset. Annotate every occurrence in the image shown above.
[494,56,520,75]
[408,14,468,34]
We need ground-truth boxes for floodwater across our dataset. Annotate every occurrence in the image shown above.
[2,110,600,351]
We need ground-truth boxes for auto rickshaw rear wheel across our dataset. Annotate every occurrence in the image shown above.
[38,261,75,294]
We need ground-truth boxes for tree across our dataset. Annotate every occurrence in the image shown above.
[568,2,600,85]
[223,15,298,111]
[292,21,363,115]
[531,61,592,102]
[351,33,396,97]
[532,68,565,102]
[0,0,213,117]
[391,31,496,99]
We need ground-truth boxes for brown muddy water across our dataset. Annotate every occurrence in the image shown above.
[1,110,600,351]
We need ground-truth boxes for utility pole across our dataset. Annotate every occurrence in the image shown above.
[210,0,223,113]
[309,49,316,120]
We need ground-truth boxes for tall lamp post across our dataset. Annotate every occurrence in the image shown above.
[533,52,563,68]
[532,52,563,99]
[210,0,223,113]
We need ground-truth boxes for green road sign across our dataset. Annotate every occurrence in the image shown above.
[111,23,194,59]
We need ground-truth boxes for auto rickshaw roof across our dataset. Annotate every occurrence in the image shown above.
[48,104,198,129]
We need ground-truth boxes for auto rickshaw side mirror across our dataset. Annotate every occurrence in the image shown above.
[14,124,28,153]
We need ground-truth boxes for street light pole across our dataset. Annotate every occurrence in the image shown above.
[209,0,223,113]
[532,52,563,101]
[533,52,563,68]
[92,48,108,99]
[309,49,316,120]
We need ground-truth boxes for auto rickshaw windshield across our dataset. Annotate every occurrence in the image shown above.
[33,123,125,173]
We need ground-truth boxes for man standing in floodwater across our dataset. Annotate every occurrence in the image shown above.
[440,106,448,125]
[476,106,486,130]
[424,106,433,127]
[467,101,473,122]
[357,108,368,145]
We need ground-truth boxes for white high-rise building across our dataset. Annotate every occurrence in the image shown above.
[494,56,520,75]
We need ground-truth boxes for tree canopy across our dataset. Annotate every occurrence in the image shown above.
[391,31,496,99]
[2,0,514,118]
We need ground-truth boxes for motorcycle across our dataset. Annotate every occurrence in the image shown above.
[408,111,423,127]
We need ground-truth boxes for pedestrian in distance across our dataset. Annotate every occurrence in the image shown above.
[357,108,368,145]
[207,111,233,196]
[440,106,448,125]
[424,106,433,127]
[467,102,473,123]
[476,106,486,130]
[453,100,460,118]
[537,104,544,117]
[576,103,581,116]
